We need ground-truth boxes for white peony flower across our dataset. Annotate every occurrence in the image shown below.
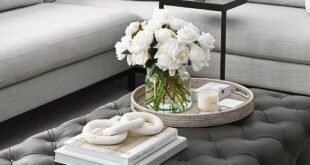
[141,21,147,29]
[155,28,175,43]
[189,44,210,71]
[127,54,132,65]
[115,42,127,60]
[170,18,186,31]
[127,51,149,66]
[152,8,174,24]
[184,22,200,34]
[132,51,150,65]
[115,35,132,60]
[177,26,199,43]
[143,19,163,32]
[125,22,140,36]
[155,39,188,76]
[119,35,131,51]
[130,30,154,53]
[198,32,215,50]
[177,65,188,76]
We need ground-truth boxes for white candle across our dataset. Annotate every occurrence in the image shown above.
[198,90,219,112]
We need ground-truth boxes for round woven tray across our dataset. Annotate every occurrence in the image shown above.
[131,78,254,127]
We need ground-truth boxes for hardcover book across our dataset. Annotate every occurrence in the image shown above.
[62,127,178,165]
[55,136,187,165]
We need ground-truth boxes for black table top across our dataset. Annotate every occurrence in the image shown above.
[160,0,247,11]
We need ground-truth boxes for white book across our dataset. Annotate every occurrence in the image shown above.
[63,127,178,165]
[55,136,187,165]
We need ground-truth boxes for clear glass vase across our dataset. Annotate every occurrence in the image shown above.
[145,67,192,113]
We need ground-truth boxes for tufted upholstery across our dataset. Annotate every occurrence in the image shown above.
[0,89,310,165]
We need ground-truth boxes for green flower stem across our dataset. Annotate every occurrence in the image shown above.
[145,70,191,112]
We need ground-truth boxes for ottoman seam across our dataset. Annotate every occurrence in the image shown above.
[240,126,247,139]
[261,111,270,123]
[8,147,14,161]
[214,142,222,159]
[203,128,213,140]
[11,153,54,158]
[47,130,55,142]
[250,136,283,143]
[81,116,87,125]
[277,124,297,160]
[189,153,223,161]
[230,153,259,162]
[47,130,57,151]
[117,109,122,116]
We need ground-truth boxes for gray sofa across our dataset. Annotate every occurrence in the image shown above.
[0,0,140,122]
[57,0,310,96]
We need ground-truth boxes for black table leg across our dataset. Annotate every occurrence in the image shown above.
[159,0,164,9]
[128,68,136,91]
[220,11,227,80]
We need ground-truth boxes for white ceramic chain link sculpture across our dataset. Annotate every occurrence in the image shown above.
[82,112,164,145]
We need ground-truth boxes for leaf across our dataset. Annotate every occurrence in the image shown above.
[131,30,139,38]
[150,37,158,47]
[149,37,158,58]
[148,48,158,58]
[121,50,131,55]
[162,24,177,33]
[147,64,160,78]
[145,59,155,68]
[162,24,171,29]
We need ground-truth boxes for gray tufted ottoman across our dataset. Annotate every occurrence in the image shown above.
[1,89,310,165]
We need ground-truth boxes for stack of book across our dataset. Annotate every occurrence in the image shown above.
[55,127,187,165]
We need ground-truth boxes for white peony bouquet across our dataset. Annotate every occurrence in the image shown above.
[115,8,215,112]
[115,8,215,75]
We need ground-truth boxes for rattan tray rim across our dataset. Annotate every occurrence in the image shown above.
[131,78,254,127]
[131,78,253,116]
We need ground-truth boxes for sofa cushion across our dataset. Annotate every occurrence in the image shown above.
[0,3,140,89]
[58,0,310,66]
[0,0,43,12]
[191,3,310,65]
[249,0,305,8]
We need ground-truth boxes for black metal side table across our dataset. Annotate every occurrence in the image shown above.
[159,0,247,80]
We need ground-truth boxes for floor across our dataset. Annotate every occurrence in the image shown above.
[0,74,144,150]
